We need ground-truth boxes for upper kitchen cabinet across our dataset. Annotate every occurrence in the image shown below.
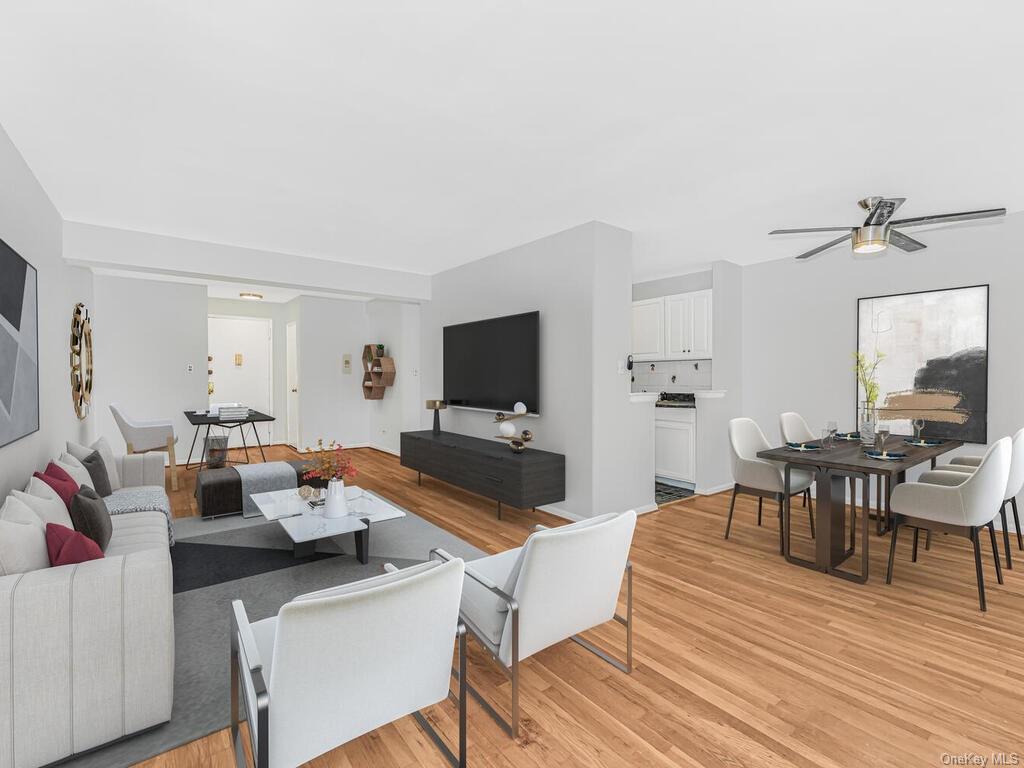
[631,297,666,360]
[633,289,712,361]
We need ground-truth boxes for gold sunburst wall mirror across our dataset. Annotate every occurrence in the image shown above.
[70,302,93,420]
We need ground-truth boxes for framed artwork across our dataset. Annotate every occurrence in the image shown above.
[0,236,40,449]
[857,284,988,443]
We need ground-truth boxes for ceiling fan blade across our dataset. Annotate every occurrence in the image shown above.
[769,227,855,235]
[863,197,906,226]
[889,229,927,252]
[889,207,1006,228]
[794,233,852,260]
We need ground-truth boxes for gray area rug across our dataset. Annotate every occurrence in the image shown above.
[61,508,484,768]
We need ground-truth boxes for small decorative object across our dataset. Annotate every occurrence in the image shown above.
[302,439,357,518]
[493,401,534,453]
[70,302,94,420]
[855,350,884,445]
[426,399,447,435]
[297,485,315,500]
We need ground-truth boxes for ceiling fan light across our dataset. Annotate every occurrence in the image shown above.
[851,225,888,254]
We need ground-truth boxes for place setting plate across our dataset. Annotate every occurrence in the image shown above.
[903,438,944,448]
[833,432,861,441]
[864,449,907,461]
[786,442,823,452]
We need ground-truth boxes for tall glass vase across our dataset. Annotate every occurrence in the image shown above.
[859,402,877,446]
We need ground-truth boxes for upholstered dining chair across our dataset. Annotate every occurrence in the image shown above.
[110,403,179,491]
[433,509,636,739]
[927,427,1024,569]
[887,437,1011,611]
[778,411,817,509]
[231,558,468,768]
[727,417,815,550]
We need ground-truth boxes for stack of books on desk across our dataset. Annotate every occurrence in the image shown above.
[216,405,251,420]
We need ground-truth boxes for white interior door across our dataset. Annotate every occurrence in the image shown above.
[286,321,299,449]
[208,316,273,448]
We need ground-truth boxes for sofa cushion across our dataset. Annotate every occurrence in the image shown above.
[0,496,49,576]
[16,479,75,528]
[70,487,113,551]
[104,510,171,556]
[106,487,175,545]
[36,463,80,510]
[68,437,122,491]
[46,523,104,566]
[80,450,113,497]
[57,453,93,490]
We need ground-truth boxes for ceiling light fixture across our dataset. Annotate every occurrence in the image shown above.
[239,291,263,301]
[851,225,888,254]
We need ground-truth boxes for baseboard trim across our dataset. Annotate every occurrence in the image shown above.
[696,482,734,496]
[539,501,660,521]
[368,443,401,457]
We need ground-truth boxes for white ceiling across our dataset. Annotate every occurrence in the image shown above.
[1,1,1021,281]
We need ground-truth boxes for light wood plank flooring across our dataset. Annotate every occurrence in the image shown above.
[143,446,1024,767]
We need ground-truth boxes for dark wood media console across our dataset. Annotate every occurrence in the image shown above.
[400,430,566,518]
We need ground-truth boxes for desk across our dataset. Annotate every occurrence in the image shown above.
[183,410,276,470]
[757,435,962,582]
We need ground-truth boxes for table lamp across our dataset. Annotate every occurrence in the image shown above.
[426,400,447,435]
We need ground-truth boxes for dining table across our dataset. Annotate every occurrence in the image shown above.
[757,434,963,583]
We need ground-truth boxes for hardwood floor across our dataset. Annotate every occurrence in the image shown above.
[145,446,1024,767]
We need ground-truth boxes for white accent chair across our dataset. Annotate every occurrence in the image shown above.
[727,418,815,551]
[231,558,468,768]
[110,403,179,491]
[928,427,1024,568]
[887,437,1012,611]
[435,510,636,739]
[778,412,817,510]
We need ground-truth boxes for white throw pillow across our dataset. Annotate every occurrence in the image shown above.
[0,496,50,576]
[57,453,93,490]
[66,440,93,464]
[69,438,122,491]
[14,479,74,528]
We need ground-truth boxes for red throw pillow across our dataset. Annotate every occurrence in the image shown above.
[46,523,104,567]
[36,463,80,510]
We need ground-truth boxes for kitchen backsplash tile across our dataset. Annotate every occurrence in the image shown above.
[632,359,712,393]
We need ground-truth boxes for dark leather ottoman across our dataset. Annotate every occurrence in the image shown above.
[195,460,318,518]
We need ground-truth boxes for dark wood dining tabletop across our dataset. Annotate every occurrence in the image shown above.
[757,434,963,582]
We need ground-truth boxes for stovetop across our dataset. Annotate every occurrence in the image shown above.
[655,392,696,408]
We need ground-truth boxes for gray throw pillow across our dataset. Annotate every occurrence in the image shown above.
[69,487,113,552]
[80,450,113,497]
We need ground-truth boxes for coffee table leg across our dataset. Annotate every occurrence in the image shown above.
[354,519,370,564]
[294,540,316,559]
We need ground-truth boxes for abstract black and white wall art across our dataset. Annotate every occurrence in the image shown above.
[857,285,988,443]
[0,237,39,449]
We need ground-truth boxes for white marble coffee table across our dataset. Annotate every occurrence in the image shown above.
[248,485,406,562]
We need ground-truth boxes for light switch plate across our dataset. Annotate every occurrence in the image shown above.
[342,353,352,374]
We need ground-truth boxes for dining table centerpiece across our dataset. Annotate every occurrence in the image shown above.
[855,350,885,446]
[302,439,358,518]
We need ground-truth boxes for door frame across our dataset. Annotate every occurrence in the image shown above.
[286,320,299,449]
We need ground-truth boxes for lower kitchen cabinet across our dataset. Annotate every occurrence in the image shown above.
[655,410,695,483]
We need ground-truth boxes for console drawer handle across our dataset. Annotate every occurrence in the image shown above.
[485,475,503,483]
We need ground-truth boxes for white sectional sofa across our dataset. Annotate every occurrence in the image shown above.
[0,453,175,768]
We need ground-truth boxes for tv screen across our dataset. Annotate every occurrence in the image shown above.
[443,311,540,414]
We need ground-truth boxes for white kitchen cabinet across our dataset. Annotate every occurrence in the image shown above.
[655,416,695,483]
[633,289,712,361]
[631,297,665,361]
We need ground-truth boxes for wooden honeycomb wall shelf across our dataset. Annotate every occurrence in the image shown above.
[361,344,396,400]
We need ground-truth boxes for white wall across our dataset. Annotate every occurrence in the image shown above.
[365,301,422,455]
[632,270,713,301]
[0,124,93,497]
[208,315,274,447]
[91,276,209,462]
[741,214,1024,492]
[422,221,654,519]
[295,296,369,451]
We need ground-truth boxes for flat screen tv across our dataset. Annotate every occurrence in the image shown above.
[443,311,540,414]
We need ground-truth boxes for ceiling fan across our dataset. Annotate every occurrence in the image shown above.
[770,197,1006,260]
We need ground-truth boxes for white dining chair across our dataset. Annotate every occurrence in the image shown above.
[778,412,818,510]
[728,418,815,551]
[887,437,1011,611]
[433,510,636,739]
[927,427,1024,568]
[110,403,179,491]
[231,558,468,767]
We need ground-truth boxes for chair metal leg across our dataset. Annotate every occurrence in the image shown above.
[806,492,815,539]
[912,528,920,563]
[777,496,784,555]
[1000,501,1013,570]
[724,485,738,539]
[510,602,520,738]
[802,489,808,508]
[757,497,762,526]
[413,624,468,767]
[971,527,987,611]
[1013,497,1023,551]
[886,522,900,584]
[926,529,932,550]
[987,520,1004,585]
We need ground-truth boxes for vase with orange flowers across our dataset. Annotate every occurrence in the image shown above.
[302,439,358,518]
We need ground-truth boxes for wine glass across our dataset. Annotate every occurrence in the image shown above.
[827,420,838,444]
[876,426,891,455]
[820,428,832,450]
[912,418,925,442]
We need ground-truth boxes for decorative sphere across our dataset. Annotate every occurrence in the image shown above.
[499,420,516,437]
[521,429,533,442]
[495,411,506,421]
[509,439,526,454]
[513,401,528,415]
